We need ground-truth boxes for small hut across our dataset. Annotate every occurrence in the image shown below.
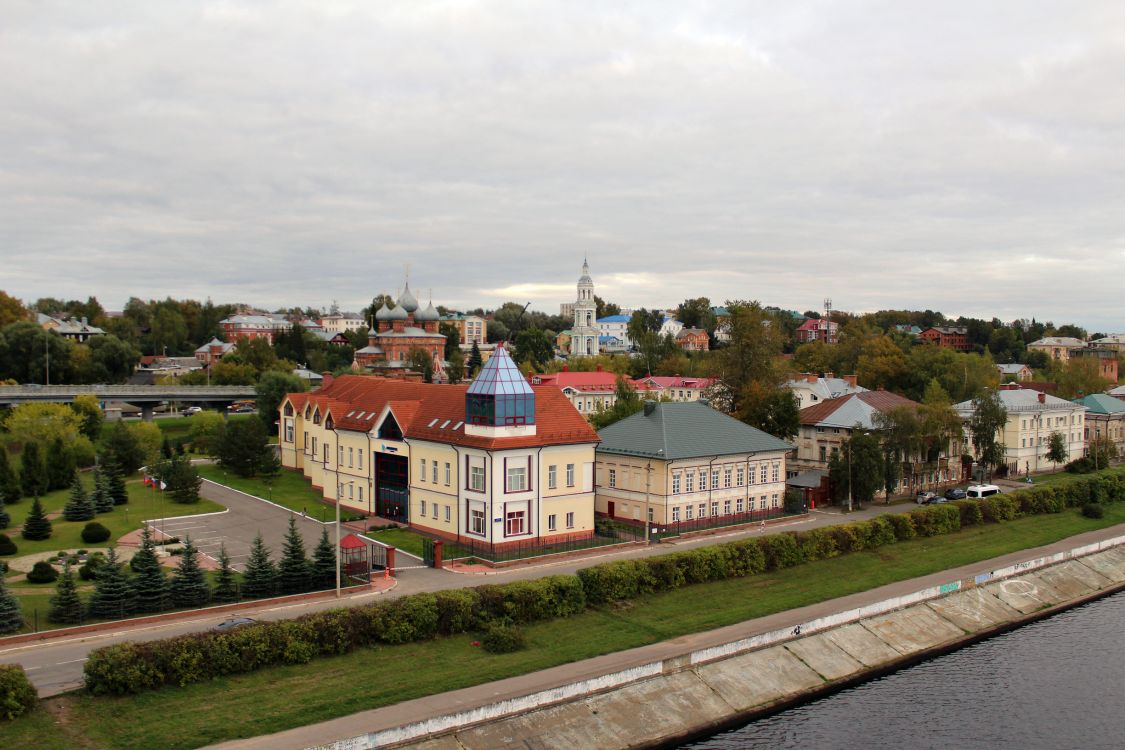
[340,533,368,577]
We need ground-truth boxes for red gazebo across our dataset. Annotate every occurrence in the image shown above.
[340,533,368,577]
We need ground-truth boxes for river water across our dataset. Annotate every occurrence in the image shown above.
[679,590,1125,750]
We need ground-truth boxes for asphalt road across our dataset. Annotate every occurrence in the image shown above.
[1,484,915,697]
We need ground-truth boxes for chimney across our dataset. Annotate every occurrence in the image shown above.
[596,364,603,372]
[1038,392,1046,404]
[806,373,818,383]
[321,372,334,389]
[843,375,857,387]
[644,400,657,416]
[824,372,834,380]
[562,364,570,372]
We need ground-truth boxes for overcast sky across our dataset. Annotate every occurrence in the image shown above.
[2,2,1123,330]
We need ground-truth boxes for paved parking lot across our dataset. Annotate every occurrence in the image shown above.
[148,480,334,571]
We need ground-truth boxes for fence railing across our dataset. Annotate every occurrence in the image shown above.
[601,505,801,541]
[442,529,632,564]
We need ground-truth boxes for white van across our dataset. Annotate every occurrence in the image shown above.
[967,484,1002,499]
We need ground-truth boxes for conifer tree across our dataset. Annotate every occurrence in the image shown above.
[88,548,136,620]
[103,457,128,505]
[161,435,174,460]
[277,516,311,594]
[166,454,202,504]
[468,342,483,375]
[62,475,96,522]
[311,527,336,591]
[241,532,277,598]
[20,497,52,541]
[0,498,8,530]
[0,575,23,634]
[91,466,113,514]
[20,442,47,499]
[0,448,20,506]
[48,562,84,624]
[130,528,170,613]
[47,435,75,492]
[169,536,210,609]
[212,543,238,602]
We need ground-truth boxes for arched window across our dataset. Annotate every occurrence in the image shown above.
[313,408,321,425]
[284,403,293,416]
[325,414,334,430]
[304,405,311,419]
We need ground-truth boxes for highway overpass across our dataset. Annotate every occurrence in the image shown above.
[0,385,257,420]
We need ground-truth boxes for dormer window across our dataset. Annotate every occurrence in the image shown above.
[284,403,293,416]
[325,415,334,430]
[313,408,321,425]
[304,405,311,419]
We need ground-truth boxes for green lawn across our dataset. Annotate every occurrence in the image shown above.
[195,464,331,518]
[7,500,1125,749]
[364,527,429,557]
[0,474,224,559]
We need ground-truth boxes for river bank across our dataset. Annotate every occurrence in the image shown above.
[198,522,1125,750]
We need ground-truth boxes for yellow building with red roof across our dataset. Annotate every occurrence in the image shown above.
[279,347,600,552]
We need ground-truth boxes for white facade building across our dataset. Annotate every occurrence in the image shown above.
[569,259,600,357]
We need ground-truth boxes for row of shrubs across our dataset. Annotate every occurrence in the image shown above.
[83,470,1125,696]
[0,664,36,721]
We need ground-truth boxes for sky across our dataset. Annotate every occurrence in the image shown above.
[2,1,1124,331]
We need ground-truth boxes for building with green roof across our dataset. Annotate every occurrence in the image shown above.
[1073,393,1125,456]
[595,400,793,530]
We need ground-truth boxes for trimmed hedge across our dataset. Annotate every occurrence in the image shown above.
[0,664,36,721]
[83,469,1125,696]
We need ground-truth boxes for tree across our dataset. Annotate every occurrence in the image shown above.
[0,575,23,634]
[80,335,141,384]
[855,336,910,391]
[48,563,84,624]
[446,347,465,384]
[217,418,275,477]
[161,435,174,460]
[969,389,1008,480]
[676,297,715,333]
[62,475,96,522]
[188,410,226,455]
[0,290,27,329]
[0,498,8,530]
[130,528,170,613]
[47,435,76,491]
[273,324,309,366]
[6,402,84,452]
[1056,357,1111,399]
[256,370,307,431]
[467,343,483,376]
[212,543,238,602]
[1046,432,1069,467]
[439,322,461,359]
[88,548,136,619]
[828,429,884,507]
[91,466,114,513]
[0,322,73,384]
[514,328,554,372]
[100,421,145,475]
[242,532,277,598]
[166,455,202,504]
[277,516,311,595]
[589,376,646,430]
[102,457,128,505]
[0,448,19,506]
[736,382,800,440]
[20,497,51,541]
[311,527,336,591]
[170,536,211,609]
[19,442,47,499]
[710,301,785,414]
[70,395,104,441]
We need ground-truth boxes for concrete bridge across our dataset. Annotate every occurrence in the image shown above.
[0,384,257,420]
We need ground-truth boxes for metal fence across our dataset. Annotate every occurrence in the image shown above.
[441,529,635,564]
[602,505,801,541]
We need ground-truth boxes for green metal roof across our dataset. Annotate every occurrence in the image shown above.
[596,401,793,460]
[1073,393,1125,415]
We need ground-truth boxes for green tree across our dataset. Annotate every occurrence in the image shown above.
[47,435,76,491]
[277,516,311,595]
[161,435,174,460]
[439,322,461,359]
[311,527,336,591]
[102,457,128,505]
[229,336,282,376]
[80,335,141,383]
[62,475,96,522]
[1046,431,1069,467]
[446,347,465,384]
[0,448,20,506]
[129,528,170,613]
[1056,357,1111,399]
[273,324,309,366]
[188,410,226,455]
[0,575,24,634]
[212,543,238,602]
[216,418,274,477]
[88,548,135,619]
[20,442,47,499]
[467,342,483,376]
[736,382,800,440]
[70,394,104,441]
[856,335,910,391]
[514,328,554,372]
[169,536,210,609]
[48,563,84,624]
[710,301,785,414]
[166,454,202,504]
[969,389,1008,480]
[828,429,884,508]
[6,402,84,451]
[100,421,145,475]
[148,304,188,356]
[256,370,306,431]
[675,297,715,333]
[0,290,28,329]
[589,376,646,430]
[91,466,113,513]
[0,498,8,530]
[0,322,73,384]
[20,497,51,540]
[406,346,435,383]
[242,532,277,598]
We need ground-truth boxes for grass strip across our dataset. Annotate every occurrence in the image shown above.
[5,500,1125,749]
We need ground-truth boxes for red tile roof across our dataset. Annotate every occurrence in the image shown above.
[282,375,598,450]
[798,390,918,426]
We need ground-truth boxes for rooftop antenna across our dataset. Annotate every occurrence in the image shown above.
[824,297,834,344]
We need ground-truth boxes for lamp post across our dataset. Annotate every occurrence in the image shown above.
[644,461,653,544]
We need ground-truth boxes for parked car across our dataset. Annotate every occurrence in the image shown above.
[182,406,202,416]
[915,491,938,505]
[944,487,967,501]
[214,617,256,631]
[929,495,949,504]
[967,484,1003,499]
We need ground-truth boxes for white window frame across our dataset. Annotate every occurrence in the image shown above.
[566,463,575,487]
[471,466,485,492]
[566,511,574,528]
[548,465,557,489]
[548,513,557,532]
[507,465,527,493]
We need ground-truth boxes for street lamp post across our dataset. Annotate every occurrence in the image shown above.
[644,461,652,544]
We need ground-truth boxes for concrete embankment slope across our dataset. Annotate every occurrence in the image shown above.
[206,528,1125,750]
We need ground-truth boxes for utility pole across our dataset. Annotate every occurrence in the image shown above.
[847,439,853,513]
[644,461,652,544]
[44,333,50,386]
